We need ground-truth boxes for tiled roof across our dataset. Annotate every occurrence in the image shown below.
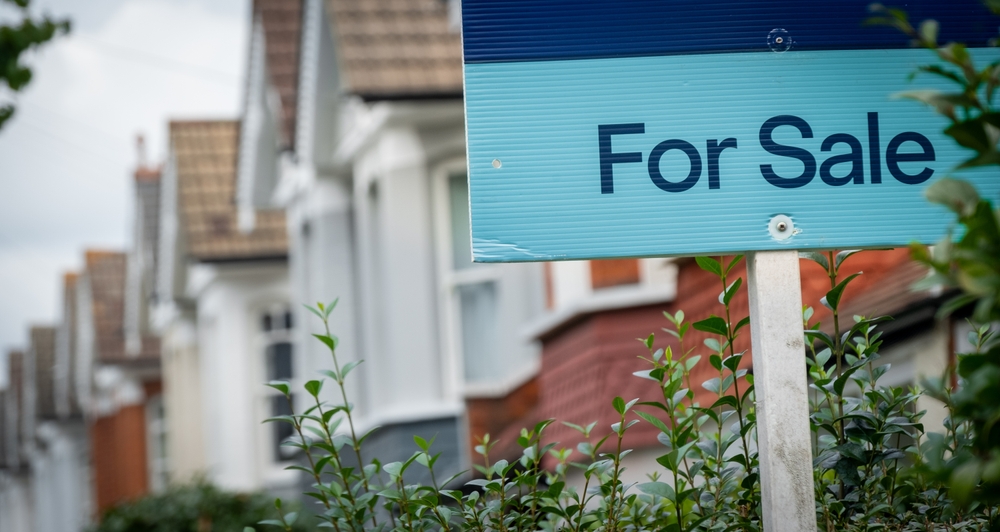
[171,120,288,261]
[256,0,302,145]
[86,251,127,362]
[328,0,463,99]
[30,326,57,420]
[85,251,160,363]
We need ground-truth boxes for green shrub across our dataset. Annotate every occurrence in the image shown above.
[90,481,309,532]
[265,251,996,531]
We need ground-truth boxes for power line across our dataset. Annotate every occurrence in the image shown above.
[74,34,242,87]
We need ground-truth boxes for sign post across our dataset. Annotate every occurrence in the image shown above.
[746,250,815,530]
[460,1,1000,528]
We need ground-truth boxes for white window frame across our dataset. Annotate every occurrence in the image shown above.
[431,157,504,400]
[252,302,299,485]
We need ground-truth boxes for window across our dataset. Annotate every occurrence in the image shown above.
[260,307,294,462]
[438,169,502,386]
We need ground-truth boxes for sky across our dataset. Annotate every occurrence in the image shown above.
[0,0,249,387]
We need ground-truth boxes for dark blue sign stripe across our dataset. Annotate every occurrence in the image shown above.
[462,0,998,63]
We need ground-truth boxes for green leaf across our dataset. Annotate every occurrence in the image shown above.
[324,297,339,317]
[612,396,626,415]
[313,333,339,351]
[945,118,996,154]
[304,380,323,398]
[722,277,743,306]
[925,177,981,217]
[636,410,671,434]
[303,303,324,321]
[637,481,675,500]
[733,316,750,336]
[798,251,829,271]
[695,256,722,276]
[265,381,290,396]
[825,272,862,312]
[724,255,744,275]
[918,18,938,46]
[834,250,861,269]
[833,365,863,396]
[340,360,363,379]
[693,316,728,336]
[950,459,983,506]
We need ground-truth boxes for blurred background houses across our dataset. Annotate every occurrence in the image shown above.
[0,0,969,530]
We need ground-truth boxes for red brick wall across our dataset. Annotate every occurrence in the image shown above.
[590,259,641,289]
[91,403,150,514]
[466,378,539,460]
[532,249,920,466]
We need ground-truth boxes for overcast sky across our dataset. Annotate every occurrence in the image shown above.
[0,0,248,387]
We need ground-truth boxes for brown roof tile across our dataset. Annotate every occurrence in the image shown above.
[328,0,463,99]
[171,120,288,262]
[86,251,127,362]
[85,252,161,364]
[256,0,303,146]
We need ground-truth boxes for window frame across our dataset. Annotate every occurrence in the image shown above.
[431,157,503,400]
[253,303,298,478]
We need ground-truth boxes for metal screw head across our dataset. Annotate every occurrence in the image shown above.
[492,158,502,169]
[768,214,795,241]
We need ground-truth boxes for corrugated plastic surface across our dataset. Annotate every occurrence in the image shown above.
[462,2,1000,262]
[462,0,996,62]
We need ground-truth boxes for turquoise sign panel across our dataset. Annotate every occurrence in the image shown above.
[464,48,1000,262]
[461,0,1000,262]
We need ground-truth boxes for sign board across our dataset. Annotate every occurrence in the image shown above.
[462,0,1000,262]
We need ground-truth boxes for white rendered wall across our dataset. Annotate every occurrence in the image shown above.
[0,473,34,532]
[192,262,291,492]
[161,312,206,483]
[287,175,366,421]
[353,125,451,425]
[876,320,951,435]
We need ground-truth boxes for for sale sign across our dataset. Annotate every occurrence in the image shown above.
[461,0,1000,261]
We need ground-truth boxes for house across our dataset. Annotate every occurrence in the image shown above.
[235,0,546,483]
[75,249,163,513]
[26,324,92,532]
[152,119,293,495]
[499,248,955,487]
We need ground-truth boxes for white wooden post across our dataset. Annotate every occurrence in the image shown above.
[746,250,817,531]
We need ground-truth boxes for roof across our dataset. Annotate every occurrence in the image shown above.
[86,251,127,362]
[30,326,57,419]
[85,251,160,363]
[256,0,302,145]
[171,120,288,262]
[327,0,463,99]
